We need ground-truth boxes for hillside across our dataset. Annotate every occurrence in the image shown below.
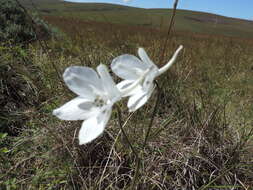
[2,0,253,189]
[20,0,253,39]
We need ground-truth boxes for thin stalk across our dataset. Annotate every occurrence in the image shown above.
[160,0,180,64]
[142,81,161,149]
[115,105,141,189]
[116,105,138,158]
[130,157,141,189]
[99,112,135,189]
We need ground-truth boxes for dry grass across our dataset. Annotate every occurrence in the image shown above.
[0,15,253,190]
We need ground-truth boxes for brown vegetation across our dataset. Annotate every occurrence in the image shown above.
[1,14,253,189]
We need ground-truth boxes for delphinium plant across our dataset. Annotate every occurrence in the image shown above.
[52,45,183,187]
[53,45,183,145]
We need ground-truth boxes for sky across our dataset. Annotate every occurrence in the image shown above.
[64,0,253,21]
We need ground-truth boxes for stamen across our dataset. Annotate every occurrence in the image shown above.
[94,96,105,107]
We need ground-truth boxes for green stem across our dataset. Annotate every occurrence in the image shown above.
[131,157,141,189]
[142,81,161,149]
[116,105,141,189]
[159,0,180,64]
[116,105,138,158]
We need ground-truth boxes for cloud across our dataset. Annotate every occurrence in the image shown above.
[123,0,132,2]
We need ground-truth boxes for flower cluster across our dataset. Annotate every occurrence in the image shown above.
[53,45,183,145]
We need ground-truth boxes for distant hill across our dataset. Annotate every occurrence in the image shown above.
[20,0,253,39]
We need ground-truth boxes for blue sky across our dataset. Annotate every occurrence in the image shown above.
[65,0,253,21]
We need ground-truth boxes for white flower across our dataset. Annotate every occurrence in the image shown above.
[111,45,183,112]
[53,64,121,145]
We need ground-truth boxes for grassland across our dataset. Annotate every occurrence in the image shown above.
[1,3,253,190]
[20,0,253,39]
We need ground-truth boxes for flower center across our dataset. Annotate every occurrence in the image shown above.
[94,96,105,107]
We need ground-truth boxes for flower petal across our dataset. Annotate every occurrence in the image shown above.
[138,48,156,67]
[127,87,154,112]
[78,108,112,145]
[142,66,158,91]
[111,54,149,80]
[117,80,142,97]
[52,97,98,120]
[96,64,120,100]
[96,107,112,126]
[63,66,102,99]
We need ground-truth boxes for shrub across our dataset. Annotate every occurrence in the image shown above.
[0,0,51,45]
